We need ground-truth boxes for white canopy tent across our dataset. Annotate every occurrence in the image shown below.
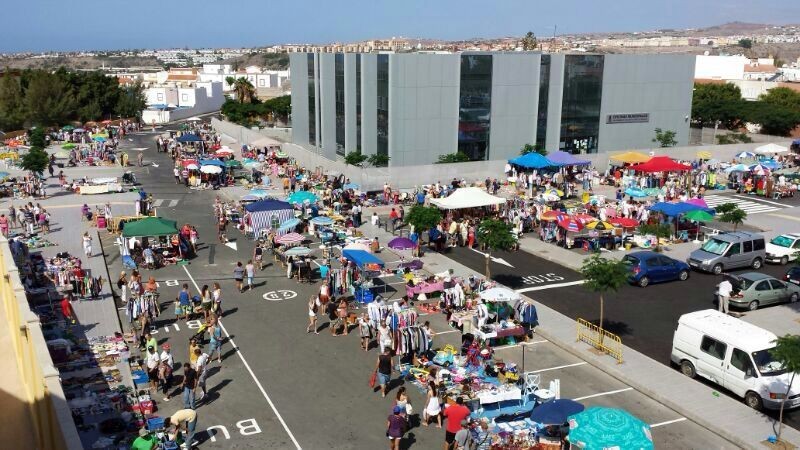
[430,187,506,210]
[250,137,282,148]
[754,143,789,155]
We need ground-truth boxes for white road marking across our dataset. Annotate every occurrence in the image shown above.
[181,265,301,450]
[573,387,634,401]
[168,199,179,208]
[768,213,800,222]
[224,241,238,251]
[528,361,587,373]
[516,280,585,293]
[732,194,787,207]
[650,417,687,428]
[469,247,515,268]
[493,339,549,350]
[435,330,460,335]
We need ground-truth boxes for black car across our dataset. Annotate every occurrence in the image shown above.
[784,267,800,286]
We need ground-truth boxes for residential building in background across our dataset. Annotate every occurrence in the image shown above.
[290,52,695,166]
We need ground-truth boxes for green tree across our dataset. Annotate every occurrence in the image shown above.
[116,82,147,120]
[436,152,471,163]
[27,127,46,149]
[715,132,752,145]
[0,71,25,131]
[367,153,390,167]
[520,143,548,156]
[477,219,516,278]
[759,87,800,112]
[406,205,442,246]
[691,82,745,129]
[231,77,256,104]
[741,101,800,136]
[715,202,747,231]
[769,334,800,443]
[521,31,538,50]
[580,255,629,338]
[20,148,50,175]
[344,150,368,166]
[652,128,678,147]
[738,38,753,49]
[23,71,75,126]
[262,95,291,122]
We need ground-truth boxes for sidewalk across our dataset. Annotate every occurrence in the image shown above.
[365,209,800,449]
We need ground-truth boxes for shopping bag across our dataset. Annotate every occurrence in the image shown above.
[369,370,377,388]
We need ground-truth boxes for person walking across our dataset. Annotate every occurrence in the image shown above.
[159,344,175,400]
[178,284,192,323]
[180,362,198,409]
[145,346,160,393]
[358,313,371,351]
[717,276,733,314]
[233,262,245,293]
[200,285,213,321]
[165,408,198,450]
[423,380,442,428]
[0,214,9,237]
[82,232,93,257]
[375,348,393,398]
[194,348,210,402]
[60,296,75,324]
[212,282,223,317]
[245,260,255,291]
[306,295,319,334]
[442,397,471,450]
[208,318,223,363]
[386,405,408,450]
[8,204,16,230]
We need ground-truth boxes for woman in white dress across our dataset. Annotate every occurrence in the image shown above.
[82,232,93,257]
[422,380,442,427]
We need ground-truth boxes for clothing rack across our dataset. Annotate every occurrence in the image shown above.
[125,292,161,323]
[393,325,431,355]
[513,298,539,327]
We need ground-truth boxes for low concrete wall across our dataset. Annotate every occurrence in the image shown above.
[212,118,795,191]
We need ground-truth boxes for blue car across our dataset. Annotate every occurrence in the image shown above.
[623,251,691,287]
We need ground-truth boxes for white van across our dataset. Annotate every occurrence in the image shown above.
[671,309,800,410]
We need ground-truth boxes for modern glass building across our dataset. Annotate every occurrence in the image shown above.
[290,52,695,167]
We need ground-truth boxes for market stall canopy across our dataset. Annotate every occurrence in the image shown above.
[755,143,788,155]
[624,187,648,198]
[200,165,222,174]
[278,217,301,231]
[430,187,506,210]
[250,137,282,147]
[479,287,521,303]
[287,190,319,205]
[696,151,712,159]
[310,216,334,226]
[508,152,556,169]
[343,242,372,253]
[649,202,713,216]
[122,217,178,237]
[276,232,304,245]
[342,249,385,270]
[725,163,751,173]
[630,156,691,173]
[547,150,591,166]
[608,217,638,228]
[609,151,650,164]
[558,218,584,232]
[567,407,653,450]
[186,117,202,122]
[736,151,756,159]
[530,399,585,425]
[284,246,312,257]
[388,237,416,250]
[684,210,714,222]
[199,159,225,167]
[176,134,203,143]
[244,199,293,213]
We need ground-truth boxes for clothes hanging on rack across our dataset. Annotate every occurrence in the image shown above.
[367,300,390,327]
[513,299,539,326]
[392,326,431,355]
[387,309,418,331]
[125,292,160,323]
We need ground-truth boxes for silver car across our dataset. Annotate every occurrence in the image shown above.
[716,272,800,311]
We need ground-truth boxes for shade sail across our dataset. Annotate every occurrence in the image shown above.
[244,199,293,213]
[508,152,556,169]
[342,249,385,269]
[430,187,506,210]
[568,407,653,450]
[755,143,788,154]
[649,202,713,216]
[609,151,651,164]
[547,150,591,166]
[176,134,203,143]
[122,217,178,237]
[630,156,691,173]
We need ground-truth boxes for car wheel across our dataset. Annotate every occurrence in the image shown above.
[679,270,689,281]
[638,276,650,288]
[752,258,763,270]
[680,360,696,378]
[791,293,798,303]
[745,391,763,410]
[748,300,759,311]
[712,264,723,275]
[781,256,789,265]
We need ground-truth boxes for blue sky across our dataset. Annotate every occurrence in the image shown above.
[2,0,798,52]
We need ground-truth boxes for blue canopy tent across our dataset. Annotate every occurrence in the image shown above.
[199,159,225,167]
[244,199,295,237]
[547,151,591,167]
[649,202,713,216]
[343,249,385,303]
[176,133,203,143]
[508,152,556,169]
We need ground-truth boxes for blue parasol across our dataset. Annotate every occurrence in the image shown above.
[310,216,333,226]
[530,399,585,425]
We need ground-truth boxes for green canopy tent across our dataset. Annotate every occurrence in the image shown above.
[122,217,178,237]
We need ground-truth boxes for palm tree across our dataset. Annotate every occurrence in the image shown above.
[230,77,256,104]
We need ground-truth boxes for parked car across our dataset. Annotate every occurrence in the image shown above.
[687,231,766,274]
[784,266,800,286]
[765,233,800,265]
[623,251,690,287]
[671,309,800,410]
[715,272,800,311]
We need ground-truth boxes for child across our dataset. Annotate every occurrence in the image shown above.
[174,297,185,321]
[358,313,372,352]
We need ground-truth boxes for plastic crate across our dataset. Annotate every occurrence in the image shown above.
[147,416,164,431]
[131,370,148,385]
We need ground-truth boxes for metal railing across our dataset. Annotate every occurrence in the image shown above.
[0,237,82,450]
[576,318,624,364]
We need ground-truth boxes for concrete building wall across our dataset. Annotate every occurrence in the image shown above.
[545,55,565,151]
[361,54,378,156]
[695,55,748,80]
[318,53,337,159]
[388,53,460,166]
[289,53,309,147]
[488,53,540,161]
[343,54,357,155]
[598,54,695,152]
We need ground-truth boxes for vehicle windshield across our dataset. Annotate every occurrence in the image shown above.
[770,236,794,248]
[752,349,786,376]
[622,256,639,266]
[701,238,729,256]
[738,277,754,290]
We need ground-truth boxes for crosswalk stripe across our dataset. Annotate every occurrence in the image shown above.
[152,199,163,207]
[168,199,179,208]
[702,195,784,215]
[152,199,180,208]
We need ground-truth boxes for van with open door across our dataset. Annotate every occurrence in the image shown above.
[671,309,799,410]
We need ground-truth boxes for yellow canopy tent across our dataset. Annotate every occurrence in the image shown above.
[609,151,651,164]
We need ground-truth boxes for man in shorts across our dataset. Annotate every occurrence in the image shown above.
[165,408,198,449]
[145,346,160,392]
[245,260,255,291]
[233,262,245,293]
[442,396,471,450]
[253,242,264,270]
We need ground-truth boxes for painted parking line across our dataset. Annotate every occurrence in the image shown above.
[493,340,549,350]
[528,361,587,373]
[516,280,585,293]
[573,387,634,401]
[650,417,687,428]
[182,265,301,450]
[435,330,460,335]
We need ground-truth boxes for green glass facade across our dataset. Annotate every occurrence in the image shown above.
[334,54,345,155]
[457,54,493,161]
[560,55,604,154]
[376,54,389,158]
[307,53,316,146]
[535,55,551,150]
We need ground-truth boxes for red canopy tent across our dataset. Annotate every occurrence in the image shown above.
[631,156,691,173]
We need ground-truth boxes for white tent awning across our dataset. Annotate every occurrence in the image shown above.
[430,187,506,210]
[755,143,788,154]
[250,137,282,147]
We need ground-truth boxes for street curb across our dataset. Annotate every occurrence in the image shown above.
[533,325,757,450]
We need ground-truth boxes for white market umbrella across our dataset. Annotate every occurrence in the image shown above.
[754,143,788,155]
[186,117,202,122]
[343,243,372,253]
[200,165,222,174]
[186,163,199,170]
[479,287,521,303]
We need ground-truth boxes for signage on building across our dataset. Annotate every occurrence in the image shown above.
[606,113,650,124]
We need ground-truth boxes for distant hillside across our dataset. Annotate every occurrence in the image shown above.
[222,52,289,70]
[0,55,162,70]
[697,21,773,36]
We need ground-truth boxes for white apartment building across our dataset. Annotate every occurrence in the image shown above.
[142,81,225,124]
